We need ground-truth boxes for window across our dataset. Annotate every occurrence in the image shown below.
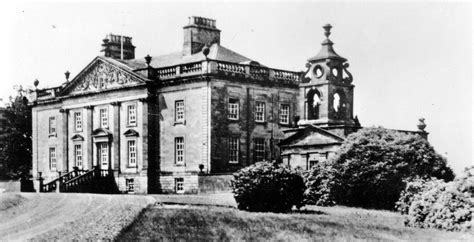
[255,138,265,162]
[175,137,184,165]
[74,144,82,168]
[49,147,56,170]
[128,140,137,167]
[228,98,239,120]
[310,160,318,169]
[280,104,290,125]
[255,101,265,122]
[100,143,108,169]
[100,108,108,128]
[49,116,56,135]
[228,137,239,164]
[74,112,82,132]
[175,177,184,193]
[127,105,136,126]
[126,179,135,193]
[175,100,185,123]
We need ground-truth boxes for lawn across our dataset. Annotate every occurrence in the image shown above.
[118,202,474,241]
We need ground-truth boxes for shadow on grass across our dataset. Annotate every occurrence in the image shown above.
[293,209,327,215]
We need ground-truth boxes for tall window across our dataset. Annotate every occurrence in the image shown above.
[279,104,290,125]
[49,117,56,134]
[175,177,184,193]
[228,137,239,164]
[100,108,108,128]
[128,140,137,166]
[175,137,184,165]
[127,105,136,126]
[100,143,108,169]
[255,138,265,162]
[74,144,82,168]
[255,101,265,122]
[126,179,135,193]
[49,147,56,170]
[74,112,82,132]
[175,100,185,123]
[228,98,239,120]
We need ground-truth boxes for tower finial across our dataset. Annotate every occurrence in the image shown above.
[323,24,332,39]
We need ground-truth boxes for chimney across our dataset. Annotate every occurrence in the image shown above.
[101,34,136,60]
[183,16,221,56]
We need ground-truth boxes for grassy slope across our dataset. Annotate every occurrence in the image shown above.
[120,195,474,241]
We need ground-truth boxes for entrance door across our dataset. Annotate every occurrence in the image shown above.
[99,143,109,169]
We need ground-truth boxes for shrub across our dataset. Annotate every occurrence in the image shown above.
[328,127,454,210]
[231,161,305,213]
[303,161,336,206]
[395,177,443,215]
[399,167,473,231]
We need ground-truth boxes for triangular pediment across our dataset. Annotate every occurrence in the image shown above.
[71,134,84,141]
[279,125,344,148]
[61,57,146,96]
[92,128,113,137]
[123,129,139,137]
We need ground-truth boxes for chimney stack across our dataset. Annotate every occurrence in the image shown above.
[101,34,136,60]
[183,16,221,56]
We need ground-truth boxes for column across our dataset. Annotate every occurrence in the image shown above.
[59,108,69,172]
[139,98,148,170]
[85,106,94,169]
[111,102,120,175]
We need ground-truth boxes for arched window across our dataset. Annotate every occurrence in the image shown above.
[333,91,346,119]
[306,88,321,120]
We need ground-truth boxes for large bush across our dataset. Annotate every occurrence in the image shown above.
[307,127,454,210]
[231,161,305,213]
[303,161,336,206]
[399,167,473,231]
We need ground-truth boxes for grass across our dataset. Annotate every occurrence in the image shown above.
[118,204,474,241]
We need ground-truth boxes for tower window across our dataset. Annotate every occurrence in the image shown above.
[228,98,239,120]
[255,138,265,162]
[306,88,321,120]
[254,101,265,122]
[279,104,290,125]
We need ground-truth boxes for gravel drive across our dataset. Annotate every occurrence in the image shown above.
[0,193,155,240]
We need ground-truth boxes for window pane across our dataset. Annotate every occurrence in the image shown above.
[229,137,239,163]
[75,144,82,167]
[128,140,136,166]
[128,105,136,125]
[255,138,265,162]
[280,104,290,124]
[100,109,108,128]
[175,137,184,164]
[228,98,239,120]
[75,112,82,131]
[255,102,265,122]
[175,100,185,122]
[50,147,56,170]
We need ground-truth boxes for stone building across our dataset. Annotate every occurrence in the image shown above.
[31,17,427,194]
[31,16,301,194]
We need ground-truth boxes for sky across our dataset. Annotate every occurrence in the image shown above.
[0,1,472,174]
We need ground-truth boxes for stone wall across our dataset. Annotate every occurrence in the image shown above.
[198,174,233,194]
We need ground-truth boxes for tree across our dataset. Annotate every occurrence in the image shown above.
[0,89,32,179]
[328,127,454,210]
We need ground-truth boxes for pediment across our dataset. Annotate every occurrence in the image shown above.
[61,57,146,96]
[92,128,113,137]
[123,129,139,137]
[280,125,344,148]
[71,134,84,141]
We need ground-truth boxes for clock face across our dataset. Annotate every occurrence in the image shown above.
[313,65,324,78]
[331,68,339,77]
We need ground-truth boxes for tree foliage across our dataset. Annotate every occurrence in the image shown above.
[0,92,32,179]
[231,161,305,213]
[305,127,455,210]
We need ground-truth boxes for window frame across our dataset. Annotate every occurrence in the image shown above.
[48,116,56,135]
[175,177,184,194]
[74,144,83,169]
[99,108,109,128]
[74,111,83,132]
[228,137,239,164]
[227,98,239,120]
[175,100,185,124]
[49,147,57,171]
[127,139,137,167]
[255,138,265,162]
[279,103,290,125]
[254,101,266,123]
[127,104,137,127]
[175,137,185,166]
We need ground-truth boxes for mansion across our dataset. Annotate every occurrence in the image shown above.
[31,16,425,194]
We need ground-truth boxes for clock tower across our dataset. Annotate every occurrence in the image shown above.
[298,24,360,136]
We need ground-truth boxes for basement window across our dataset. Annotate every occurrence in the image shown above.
[175,177,184,194]
[126,178,135,193]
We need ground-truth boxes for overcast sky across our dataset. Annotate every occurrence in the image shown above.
[0,1,472,174]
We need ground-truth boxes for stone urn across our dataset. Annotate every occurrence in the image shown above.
[417,118,426,132]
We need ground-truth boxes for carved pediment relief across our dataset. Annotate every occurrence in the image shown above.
[67,58,144,95]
